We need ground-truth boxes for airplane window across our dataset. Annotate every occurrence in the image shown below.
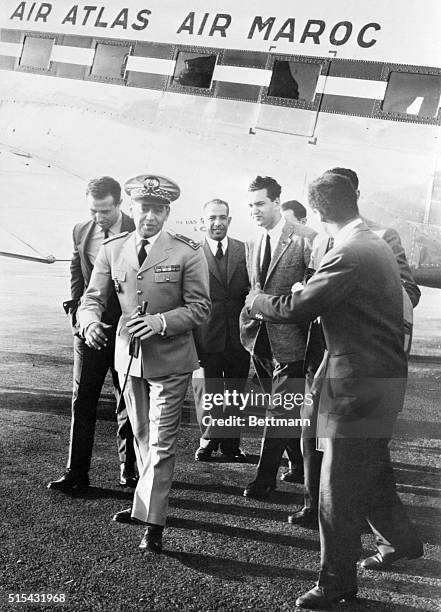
[91,43,131,81]
[382,72,441,118]
[268,60,321,101]
[19,36,54,70]
[173,52,217,89]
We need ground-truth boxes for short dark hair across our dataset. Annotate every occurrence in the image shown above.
[308,173,359,223]
[248,176,281,201]
[203,198,230,216]
[326,167,359,190]
[86,176,121,204]
[281,200,306,220]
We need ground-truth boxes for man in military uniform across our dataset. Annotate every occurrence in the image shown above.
[78,174,210,553]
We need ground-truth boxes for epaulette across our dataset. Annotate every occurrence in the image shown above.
[103,231,130,244]
[170,232,201,250]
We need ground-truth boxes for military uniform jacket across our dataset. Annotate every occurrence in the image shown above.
[194,237,249,354]
[240,220,312,362]
[78,230,211,378]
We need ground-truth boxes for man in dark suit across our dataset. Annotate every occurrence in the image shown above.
[290,168,421,529]
[246,172,423,608]
[48,176,137,492]
[193,199,250,461]
[240,176,312,500]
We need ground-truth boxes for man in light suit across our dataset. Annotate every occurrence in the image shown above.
[240,176,312,500]
[78,174,210,553]
[48,176,137,492]
[193,199,250,461]
[246,173,422,608]
[290,167,421,529]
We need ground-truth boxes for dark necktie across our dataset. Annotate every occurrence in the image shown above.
[260,233,271,285]
[103,229,109,239]
[215,241,223,260]
[138,239,150,267]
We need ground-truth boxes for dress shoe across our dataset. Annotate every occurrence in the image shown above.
[361,542,423,570]
[243,480,275,500]
[280,468,304,483]
[288,507,318,529]
[47,470,89,492]
[139,526,163,553]
[296,585,357,608]
[112,508,145,525]
[119,463,138,488]
[221,449,247,463]
[195,446,215,461]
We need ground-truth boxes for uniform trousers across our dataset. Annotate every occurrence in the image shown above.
[121,371,191,526]
[68,334,135,473]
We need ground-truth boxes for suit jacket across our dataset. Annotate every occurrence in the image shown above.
[251,223,407,435]
[240,220,311,362]
[194,237,249,354]
[309,219,420,307]
[78,230,211,378]
[67,212,135,332]
[364,218,421,307]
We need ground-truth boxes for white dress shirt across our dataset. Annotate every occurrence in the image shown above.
[259,216,285,267]
[136,228,162,258]
[206,236,228,257]
[333,218,362,248]
[86,212,123,265]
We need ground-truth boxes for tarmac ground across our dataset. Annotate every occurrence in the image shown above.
[0,260,440,611]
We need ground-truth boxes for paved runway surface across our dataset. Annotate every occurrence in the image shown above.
[0,259,440,611]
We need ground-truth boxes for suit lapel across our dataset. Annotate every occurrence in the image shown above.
[251,237,262,287]
[265,222,292,286]
[203,240,223,285]
[121,212,134,233]
[226,238,239,285]
[78,221,95,276]
[140,231,171,273]
[121,233,140,273]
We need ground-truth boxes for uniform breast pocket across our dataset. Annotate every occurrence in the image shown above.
[154,272,180,283]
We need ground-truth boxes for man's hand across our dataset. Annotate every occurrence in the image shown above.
[84,322,112,350]
[245,282,263,310]
[126,314,163,340]
[291,281,304,294]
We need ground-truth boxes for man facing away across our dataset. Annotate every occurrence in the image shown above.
[78,174,210,553]
[246,172,423,609]
[290,167,421,530]
[193,199,250,462]
[240,176,312,500]
[48,176,137,492]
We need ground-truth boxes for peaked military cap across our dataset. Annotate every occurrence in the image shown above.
[124,174,180,205]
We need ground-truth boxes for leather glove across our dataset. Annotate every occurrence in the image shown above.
[126,314,164,340]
